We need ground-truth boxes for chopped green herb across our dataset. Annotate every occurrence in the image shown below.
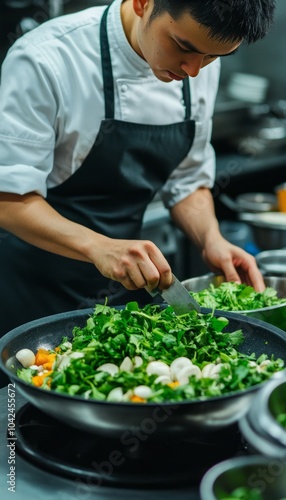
[191,282,286,311]
[17,302,284,403]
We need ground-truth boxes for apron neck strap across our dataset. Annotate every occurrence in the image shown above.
[100,5,191,121]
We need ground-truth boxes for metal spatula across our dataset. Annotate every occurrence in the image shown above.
[146,273,201,315]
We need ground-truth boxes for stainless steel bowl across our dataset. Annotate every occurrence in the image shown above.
[182,274,286,330]
[246,375,286,447]
[239,212,286,251]
[200,455,286,500]
[220,193,277,213]
[236,192,278,212]
[256,249,286,276]
[239,374,286,459]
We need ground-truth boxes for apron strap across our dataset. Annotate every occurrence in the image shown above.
[100,4,192,121]
[100,5,114,119]
[182,78,191,120]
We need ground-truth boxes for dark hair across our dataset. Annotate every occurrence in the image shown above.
[149,0,277,44]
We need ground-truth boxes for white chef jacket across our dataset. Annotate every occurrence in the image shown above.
[0,0,220,209]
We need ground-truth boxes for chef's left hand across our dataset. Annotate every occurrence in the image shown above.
[202,235,265,292]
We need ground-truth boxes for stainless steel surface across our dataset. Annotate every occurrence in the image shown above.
[256,249,286,276]
[239,373,286,460]
[182,274,286,330]
[248,376,286,447]
[147,273,201,314]
[220,192,277,213]
[200,455,286,500]
[239,212,286,250]
[1,308,286,438]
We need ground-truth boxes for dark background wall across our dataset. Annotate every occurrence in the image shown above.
[217,0,286,102]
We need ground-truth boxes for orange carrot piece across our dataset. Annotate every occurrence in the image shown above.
[35,348,52,366]
[42,353,56,371]
[32,370,53,387]
[130,395,146,403]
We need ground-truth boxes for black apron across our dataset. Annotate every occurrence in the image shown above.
[0,5,195,336]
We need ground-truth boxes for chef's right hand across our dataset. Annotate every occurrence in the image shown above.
[94,237,173,291]
[0,192,172,290]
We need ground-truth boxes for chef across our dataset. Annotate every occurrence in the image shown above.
[0,0,275,336]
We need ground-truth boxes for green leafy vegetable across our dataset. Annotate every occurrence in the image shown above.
[277,412,286,428]
[221,486,263,500]
[190,281,286,311]
[17,302,284,403]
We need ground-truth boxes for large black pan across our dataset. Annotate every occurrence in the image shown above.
[1,307,286,440]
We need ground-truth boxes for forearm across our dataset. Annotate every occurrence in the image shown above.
[0,191,173,291]
[0,192,105,262]
[170,188,222,250]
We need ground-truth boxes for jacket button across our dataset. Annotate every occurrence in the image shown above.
[121,85,128,93]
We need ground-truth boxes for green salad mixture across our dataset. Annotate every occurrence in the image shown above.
[277,412,286,428]
[221,486,263,500]
[190,281,286,311]
[17,302,284,402]
[222,487,286,500]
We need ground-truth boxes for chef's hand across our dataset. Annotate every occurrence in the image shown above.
[94,238,173,291]
[0,193,173,290]
[202,235,265,292]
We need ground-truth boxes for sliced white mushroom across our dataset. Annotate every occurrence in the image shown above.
[15,349,36,368]
[119,356,133,372]
[177,365,201,385]
[154,375,173,385]
[133,385,153,399]
[209,364,224,378]
[134,356,143,368]
[170,357,193,381]
[201,363,216,378]
[122,389,134,402]
[96,363,119,376]
[146,360,170,377]
[107,387,124,402]
[201,363,224,379]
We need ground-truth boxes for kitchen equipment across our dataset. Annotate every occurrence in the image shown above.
[275,182,286,212]
[182,274,286,330]
[200,455,286,500]
[0,387,247,498]
[239,374,286,459]
[146,273,201,314]
[246,375,286,447]
[220,192,277,213]
[11,399,244,489]
[226,72,269,104]
[239,211,286,250]
[1,307,286,439]
[256,249,286,276]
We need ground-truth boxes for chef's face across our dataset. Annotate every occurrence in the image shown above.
[131,0,241,82]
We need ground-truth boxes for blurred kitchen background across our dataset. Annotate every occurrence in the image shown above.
[0,0,286,278]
